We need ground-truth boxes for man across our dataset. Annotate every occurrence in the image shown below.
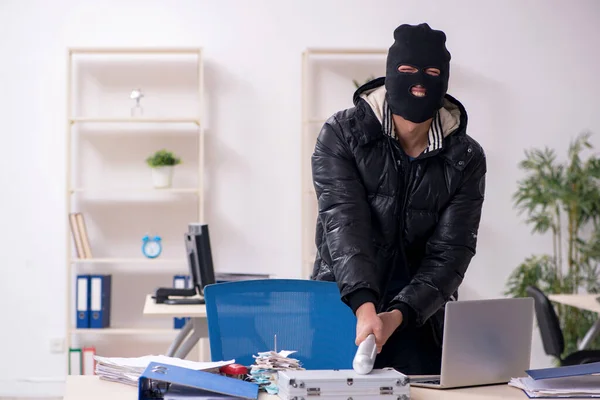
[311,23,486,375]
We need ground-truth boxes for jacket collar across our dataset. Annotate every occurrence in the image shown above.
[351,78,471,166]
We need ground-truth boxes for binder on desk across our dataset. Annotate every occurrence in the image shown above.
[510,361,600,398]
[69,348,82,375]
[526,361,600,380]
[82,346,96,375]
[76,275,90,328]
[138,362,259,400]
[89,274,112,329]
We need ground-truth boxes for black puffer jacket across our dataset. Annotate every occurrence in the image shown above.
[311,78,486,342]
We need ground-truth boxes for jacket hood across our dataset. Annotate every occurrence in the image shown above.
[352,77,468,154]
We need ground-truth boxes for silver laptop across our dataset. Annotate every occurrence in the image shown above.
[410,297,534,389]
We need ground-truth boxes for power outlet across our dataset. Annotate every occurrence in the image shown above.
[49,338,65,354]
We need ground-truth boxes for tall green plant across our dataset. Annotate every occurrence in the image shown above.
[505,132,600,359]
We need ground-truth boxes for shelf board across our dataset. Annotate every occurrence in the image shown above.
[70,117,200,125]
[70,328,178,335]
[305,119,327,125]
[70,187,199,194]
[71,258,186,264]
[69,47,201,55]
[304,48,387,55]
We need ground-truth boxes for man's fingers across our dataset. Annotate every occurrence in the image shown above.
[355,330,368,346]
[372,324,384,345]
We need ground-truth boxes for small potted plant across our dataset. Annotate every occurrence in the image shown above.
[145,149,181,188]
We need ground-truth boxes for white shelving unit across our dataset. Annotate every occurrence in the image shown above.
[71,328,178,336]
[65,47,205,370]
[300,48,387,279]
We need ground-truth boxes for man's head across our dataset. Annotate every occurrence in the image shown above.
[385,23,451,123]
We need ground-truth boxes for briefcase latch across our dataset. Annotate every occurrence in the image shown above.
[307,387,321,396]
[380,386,393,395]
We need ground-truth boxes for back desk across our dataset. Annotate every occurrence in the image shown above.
[63,376,529,399]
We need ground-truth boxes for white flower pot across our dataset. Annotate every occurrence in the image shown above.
[151,166,174,188]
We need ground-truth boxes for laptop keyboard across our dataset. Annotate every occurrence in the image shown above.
[415,379,441,385]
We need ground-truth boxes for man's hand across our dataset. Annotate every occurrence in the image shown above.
[355,302,384,353]
[378,309,404,348]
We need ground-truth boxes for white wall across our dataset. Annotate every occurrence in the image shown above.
[1,0,600,396]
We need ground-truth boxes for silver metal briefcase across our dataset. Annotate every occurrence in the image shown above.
[276,368,410,400]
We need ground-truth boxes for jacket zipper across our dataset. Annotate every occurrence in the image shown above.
[403,160,414,225]
[389,139,414,277]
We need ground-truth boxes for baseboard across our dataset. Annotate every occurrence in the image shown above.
[0,379,65,398]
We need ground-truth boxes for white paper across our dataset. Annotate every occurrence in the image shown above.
[509,375,600,398]
[95,355,233,370]
[278,350,296,358]
[94,355,235,387]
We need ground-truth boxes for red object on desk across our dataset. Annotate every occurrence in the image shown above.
[220,363,249,379]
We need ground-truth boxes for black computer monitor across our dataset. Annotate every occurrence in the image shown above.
[185,223,216,297]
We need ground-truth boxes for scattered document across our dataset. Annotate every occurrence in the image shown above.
[248,350,304,395]
[509,375,600,398]
[94,355,234,386]
[251,350,303,372]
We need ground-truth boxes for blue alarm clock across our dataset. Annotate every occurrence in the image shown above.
[142,235,162,258]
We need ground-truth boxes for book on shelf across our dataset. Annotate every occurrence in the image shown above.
[69,212,93,259]
[69,346,96,375]
[76,274,112,329]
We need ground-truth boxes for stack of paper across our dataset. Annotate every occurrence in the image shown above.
[509,361,600,398]
[251,350,303,372]
[249,350,304,395]
[94,355,234,386]
[509,376,600,398]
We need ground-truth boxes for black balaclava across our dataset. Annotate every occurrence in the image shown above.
[385,23,451,123]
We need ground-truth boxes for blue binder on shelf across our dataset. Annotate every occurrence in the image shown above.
[173,275,191,329]
[89,274,112,329]
[76,275,90,329]
[138,362,259,400]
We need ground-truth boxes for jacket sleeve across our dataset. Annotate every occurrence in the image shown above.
[311,116,381,311]
[390,149,487,326]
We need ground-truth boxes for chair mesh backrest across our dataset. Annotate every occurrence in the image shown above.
[204,279,357,370]
[526,286,564,358]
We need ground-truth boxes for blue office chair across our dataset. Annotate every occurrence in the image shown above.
[204,279,357,370]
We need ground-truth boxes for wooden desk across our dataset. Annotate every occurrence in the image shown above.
[549,293,600,350]
[142,294,209,360]
[142,294,207,317]
[63,375,529,399]
[549,294,600,314]
[412,384,528,399]
[63,376,278,400]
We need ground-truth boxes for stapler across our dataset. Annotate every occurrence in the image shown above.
[153,287,202,304]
